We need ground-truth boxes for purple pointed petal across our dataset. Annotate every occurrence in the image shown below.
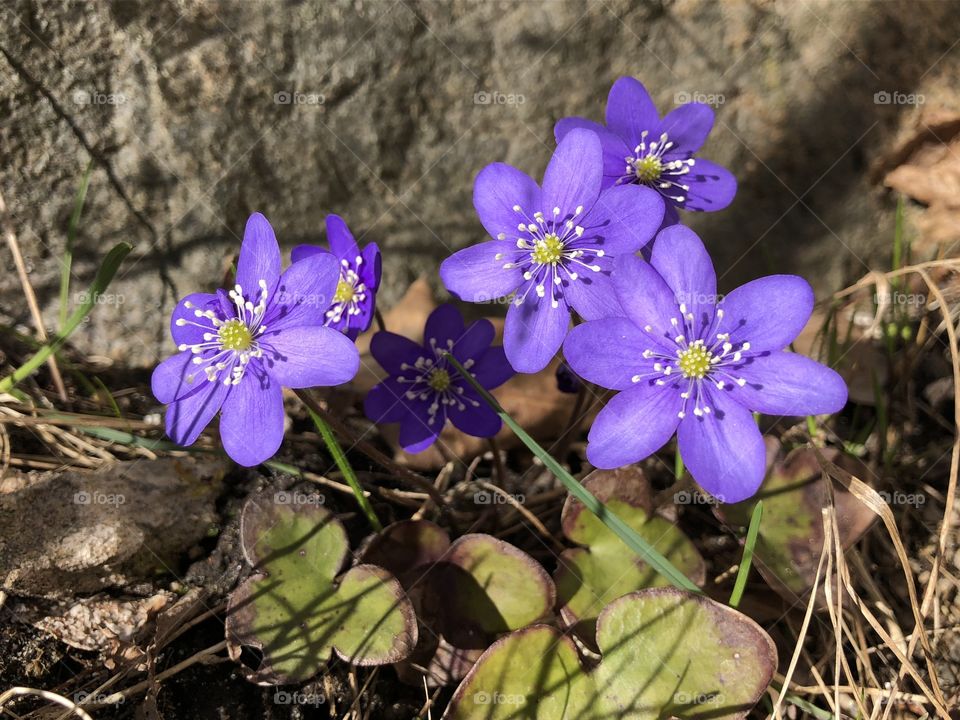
[290,244,326,264]
[424,304,466,350]
[399,408,442,454]
[469,346,514,390]
[440,240,524,302]
[677,387,766,503]
[583,184,665,254]
[219,371,285,466]
[586,381,681,468]
[732,352,848,416]
[611,254,682,353]
[370,331,426,375]
[556,120,631,190]
[564,317,653,391]
[326,214,359,259]
[605,77,659,148]
[452,319,495,363]
[541,129,602,217]
[473,162,541,240]
[562,261,619,321]
[360,242,382,290]
[261,326,360,388]
[236,213,281,294]
[657,102,715,154]
[682,158,737,212]
[364,378,410,423]
[171,293,220,347]
[649,225,717,332]
[265,251,341,331]
[164,379,229,447]
[503,292,570,374]
[153,350,209,403]
[448,389,501,437]
[718,275,814,352]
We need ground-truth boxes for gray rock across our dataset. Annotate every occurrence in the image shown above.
[0,456,227,598]
[1,0,959,366]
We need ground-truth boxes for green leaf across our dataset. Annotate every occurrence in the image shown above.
[443,588,777,720]
[442,352,701,594]
[554,466,705,649]
[225,494,417,684]
[0,242,132,393]
[360,520,556,687]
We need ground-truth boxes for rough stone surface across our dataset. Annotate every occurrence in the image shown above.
[2,0,959,366]
[0,456,227,598]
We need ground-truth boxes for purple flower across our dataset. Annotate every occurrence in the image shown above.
[292,214,381,340]
[555,77,736,224]
[364,305,515,453]
[563,225,847,503]
[151,213,360,466]
[440,129,665,374]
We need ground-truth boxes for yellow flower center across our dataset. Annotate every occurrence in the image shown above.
[333,278,356,304]
[218,319,253,351]
[677,343,712,379]
[531,234,564,265]
[427,368,451,391]
[634,155,663,183]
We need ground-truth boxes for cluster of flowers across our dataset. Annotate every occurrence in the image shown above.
[153,78,846,503]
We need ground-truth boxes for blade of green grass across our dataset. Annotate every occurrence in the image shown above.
[444,352,700,594]
[306,407,382,532]
[59,160,94,331]
[728,500,763,608]
[0,242,131,393]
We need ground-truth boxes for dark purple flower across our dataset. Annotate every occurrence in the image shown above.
[440,129,665,374]
[555,77,736,219]
[151,213,360,466]
[563,225,847,502]
[292,214,381,340]
[364,305,515,453]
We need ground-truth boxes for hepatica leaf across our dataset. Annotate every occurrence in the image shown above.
[715,440,876,604]
[555,467,705,648]
[360,520,555,686]
[225,495,417,684]
[443,588,777,720]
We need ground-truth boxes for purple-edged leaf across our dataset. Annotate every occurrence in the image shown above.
[715,441,876,605]
[555,467,704,649]
[442,589,777,719]
[225,495,417,684]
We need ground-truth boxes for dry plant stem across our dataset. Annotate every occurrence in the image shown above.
[771,510,831,719]
[476,479,565,552]
[0,190,67,402]
[293,389,444,504]
[487,436,506,486]
[0,687,94,720]
[88,640,228,707]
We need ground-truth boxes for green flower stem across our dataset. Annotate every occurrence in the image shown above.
[729,500,763,608]
[0,242,131,394]
[306,406,383,532]
[443,352,701,594]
